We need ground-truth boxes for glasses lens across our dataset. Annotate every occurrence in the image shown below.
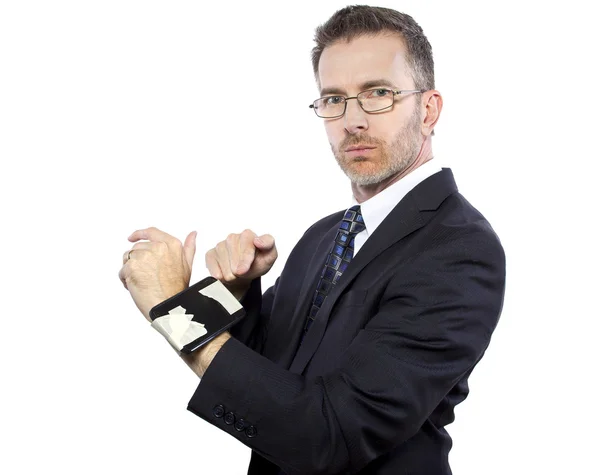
[314,96,345,118]
[358,89,394,112]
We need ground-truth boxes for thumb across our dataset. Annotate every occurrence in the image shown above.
[183,231,197,268]
[254,234,275,250]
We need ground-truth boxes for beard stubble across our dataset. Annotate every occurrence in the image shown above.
[332,107,423,186]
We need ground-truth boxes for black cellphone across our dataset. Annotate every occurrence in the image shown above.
[149,276,246,354]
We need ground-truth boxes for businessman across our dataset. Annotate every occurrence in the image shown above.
[119,5,506,474]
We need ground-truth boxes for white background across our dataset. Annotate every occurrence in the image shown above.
[1,0,598,473]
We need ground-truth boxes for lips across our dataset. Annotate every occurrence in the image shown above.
[345,145,376,152]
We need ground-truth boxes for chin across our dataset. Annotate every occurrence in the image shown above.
[345,168,389,186]
[342,160,381,184]
[349,175,386,186]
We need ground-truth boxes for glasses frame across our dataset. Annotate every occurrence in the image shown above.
[309,88,428,118]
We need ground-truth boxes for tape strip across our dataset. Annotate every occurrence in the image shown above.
[198,280,243,314]
[151,280,243,352]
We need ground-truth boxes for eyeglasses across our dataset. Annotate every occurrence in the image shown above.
[309,87,427,118]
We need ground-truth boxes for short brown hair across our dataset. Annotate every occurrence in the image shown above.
[311,5,435,92]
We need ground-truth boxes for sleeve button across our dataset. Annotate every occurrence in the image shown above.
[224,412,236,425]
[245,425,257,438]
[234,418,246,432]
[212,405,225,418]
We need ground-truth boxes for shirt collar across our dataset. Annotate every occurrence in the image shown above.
[350,156,442,237]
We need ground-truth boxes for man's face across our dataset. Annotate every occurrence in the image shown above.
[317,33,424,185]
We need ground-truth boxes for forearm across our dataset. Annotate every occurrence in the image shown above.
[180,331,232,378]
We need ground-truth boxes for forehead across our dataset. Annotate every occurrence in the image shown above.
[318,33,411,94]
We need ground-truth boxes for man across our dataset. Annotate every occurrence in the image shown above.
[119,5,506,474]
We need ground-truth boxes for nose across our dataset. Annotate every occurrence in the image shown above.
[343,98,368,134]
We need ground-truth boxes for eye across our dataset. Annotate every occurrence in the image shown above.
[360,88,392,100]
[373,88,391,97]
[325,96,344,105]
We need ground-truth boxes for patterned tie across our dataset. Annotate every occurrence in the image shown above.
[302,205,365,338]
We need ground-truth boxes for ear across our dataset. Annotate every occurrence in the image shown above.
[421,90,443,136]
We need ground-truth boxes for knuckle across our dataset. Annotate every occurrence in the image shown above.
[226,232,240,243]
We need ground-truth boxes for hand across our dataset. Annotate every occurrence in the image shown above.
[205,229,277,293]
[119,227,197,321]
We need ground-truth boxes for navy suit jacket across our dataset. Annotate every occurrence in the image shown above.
[187,168,506,474]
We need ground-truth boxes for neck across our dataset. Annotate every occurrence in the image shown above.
[351,136,433,204]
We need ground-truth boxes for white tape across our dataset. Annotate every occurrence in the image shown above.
[198,280,243,314]
[151,280,242,353]
[151,305,208,352]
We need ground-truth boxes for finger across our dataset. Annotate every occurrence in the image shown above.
[183,231,197,269]
[122,242,153,264]
[122,250,134,264]
[254,234,275,250]
[216,241,236,282]
[118,264,130,290]
[237,230,257,274]
[225,233,242,277]
[132,242,154,251]
[128,227,176,245]
[205,249,223,280]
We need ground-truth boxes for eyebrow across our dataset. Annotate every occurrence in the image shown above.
[320,79,397,96]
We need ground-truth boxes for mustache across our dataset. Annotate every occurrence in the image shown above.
[339,135,383,150]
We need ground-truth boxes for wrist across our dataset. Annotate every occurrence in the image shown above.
[181,331,231,378]
[222,281,252,301]
[200,332,231,375]
[144,286,185,321]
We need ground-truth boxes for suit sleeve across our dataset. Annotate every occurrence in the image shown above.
[227,276,280,354]
[186,231,506,475]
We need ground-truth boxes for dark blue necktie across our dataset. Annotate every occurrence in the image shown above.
[302,205,365,338]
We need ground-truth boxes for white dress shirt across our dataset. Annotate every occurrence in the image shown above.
[350,157,443,256]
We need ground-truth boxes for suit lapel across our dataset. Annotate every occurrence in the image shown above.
[276,216,342,368]
[288,168,458,375]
